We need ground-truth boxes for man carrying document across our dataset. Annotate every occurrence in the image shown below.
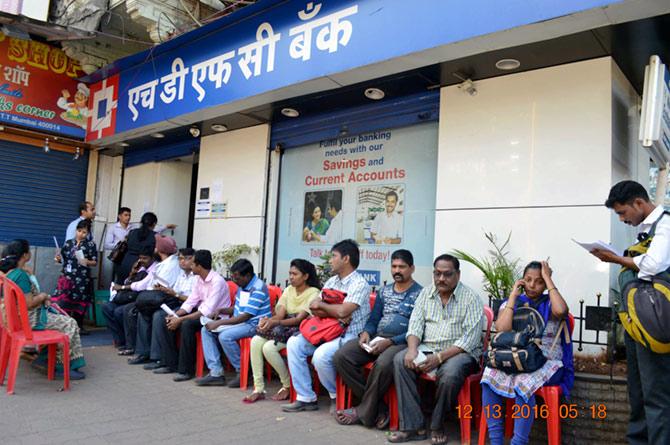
[591,180,670,445]
[154,250,230,382]
[333,249,422,428]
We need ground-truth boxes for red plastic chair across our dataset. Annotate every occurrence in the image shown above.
[195,280,237,378]
[0,276,70,394]
[477,313,575,445]
[381,306,494,443]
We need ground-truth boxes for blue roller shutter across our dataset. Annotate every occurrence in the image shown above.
[0,141,89,247]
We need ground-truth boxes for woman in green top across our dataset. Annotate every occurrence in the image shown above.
[245,259,321,403]
[303,206,330,242]
[0,239,86,379]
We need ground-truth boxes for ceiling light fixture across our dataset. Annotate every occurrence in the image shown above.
[364,87,385,100]
[150,132,165,138]
[43,138,50,153]
[118,142,129,147]
[211,124,228,132]
[281,108,299,118]
[73,147,81,160]
[189,126,201,137]
[495,58,521,71]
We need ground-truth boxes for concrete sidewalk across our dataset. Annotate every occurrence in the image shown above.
[0,345,464,445]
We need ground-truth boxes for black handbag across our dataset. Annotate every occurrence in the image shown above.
[108,240,128,264]
[113,290,139,305]
[256,314,299,344]
[485,306,547,374]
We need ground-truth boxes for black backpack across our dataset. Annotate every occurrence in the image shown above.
[485,301,548,374]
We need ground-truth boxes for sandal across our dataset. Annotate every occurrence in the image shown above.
[242,392,266,404]
[387,430,427,443]
[271,387,290,401]
[335,408,360,426]
[375,410,390,430]
[430,430,448,445]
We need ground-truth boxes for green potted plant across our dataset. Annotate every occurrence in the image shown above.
[450,231,521,316]
[316,251,333,285]
[212,244,260,278]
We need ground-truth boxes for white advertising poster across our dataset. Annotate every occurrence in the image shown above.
[276,123,438,286]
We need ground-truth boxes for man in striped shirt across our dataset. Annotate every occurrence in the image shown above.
[196,259,270,388]
[390,254,483,444]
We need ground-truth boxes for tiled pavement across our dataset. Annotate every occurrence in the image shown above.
[0,345,464,444]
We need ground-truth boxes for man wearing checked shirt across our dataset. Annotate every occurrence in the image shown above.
[390,254,483,444]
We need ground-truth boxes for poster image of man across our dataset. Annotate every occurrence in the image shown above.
[302,190,343,244]
[356,184,404,244]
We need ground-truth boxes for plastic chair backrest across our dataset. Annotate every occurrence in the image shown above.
[227,281,238,306]
[369,290,376,308]
[0,275,5,330]
[268,285,281,310]
[481,306,495,366]
[567,313,575,336]
[3,277,34,341]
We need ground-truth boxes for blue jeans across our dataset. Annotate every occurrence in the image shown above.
[200,323,256,376]
[287,333,356,403]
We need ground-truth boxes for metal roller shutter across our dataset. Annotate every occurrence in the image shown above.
[0,140,88,247]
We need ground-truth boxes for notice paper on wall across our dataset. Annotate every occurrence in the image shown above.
[195,199,211,218]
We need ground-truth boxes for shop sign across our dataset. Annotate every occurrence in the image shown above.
[639,55,670,165]
[0,35,86,138]
[276,123,438,286]
[86,0,620,141]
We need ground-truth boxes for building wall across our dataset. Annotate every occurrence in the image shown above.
[436,57,626,352]
[193,124,271,274]
[121,160,192,248]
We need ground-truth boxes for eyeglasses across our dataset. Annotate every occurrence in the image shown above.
[433,270,458,279]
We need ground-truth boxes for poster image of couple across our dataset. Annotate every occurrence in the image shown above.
[302,190,343,244]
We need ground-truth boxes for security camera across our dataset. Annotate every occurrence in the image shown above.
[458,79,477,96]
[189,126,200,137]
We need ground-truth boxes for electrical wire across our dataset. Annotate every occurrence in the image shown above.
[178,0,203,27]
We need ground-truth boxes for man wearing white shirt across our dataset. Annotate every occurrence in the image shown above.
[370,191,403,244]
[128,236,181,365]
[591,180,670,445]
[324,203,344,245]
[104,207,177,251]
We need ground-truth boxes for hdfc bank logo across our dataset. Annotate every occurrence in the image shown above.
[86,74,119,142]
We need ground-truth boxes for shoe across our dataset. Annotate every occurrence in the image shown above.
[118,349,134,356]
[173,373,194,382]
[143,361,163,370]
[329,398,337,415]
[281,400,319,412]
[57,369,86,380]
[153,366,176,375]
[127,355,150,365]
[195,374,226,386]
[227,373,241,388]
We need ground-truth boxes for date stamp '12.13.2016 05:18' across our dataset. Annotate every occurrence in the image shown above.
[456,403,608,420]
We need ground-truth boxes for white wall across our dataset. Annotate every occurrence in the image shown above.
[193,124,270,274]
[436,57,629,353]
[121,160,192,248]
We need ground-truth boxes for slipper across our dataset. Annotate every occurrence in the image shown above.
[375,411,390,430]
[271,387,290,401]
[387,430,427,443]
[242,392,266,404]
[430,430,448,445]
[335,408,360,426]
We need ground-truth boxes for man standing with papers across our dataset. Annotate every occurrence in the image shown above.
[591,180,670,445]
[154,250,230,382]
[333,249,422,428]
[389,254,483,444]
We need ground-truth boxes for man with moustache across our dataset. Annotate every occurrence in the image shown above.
[333,249,422,428]
[389,254,483,444]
